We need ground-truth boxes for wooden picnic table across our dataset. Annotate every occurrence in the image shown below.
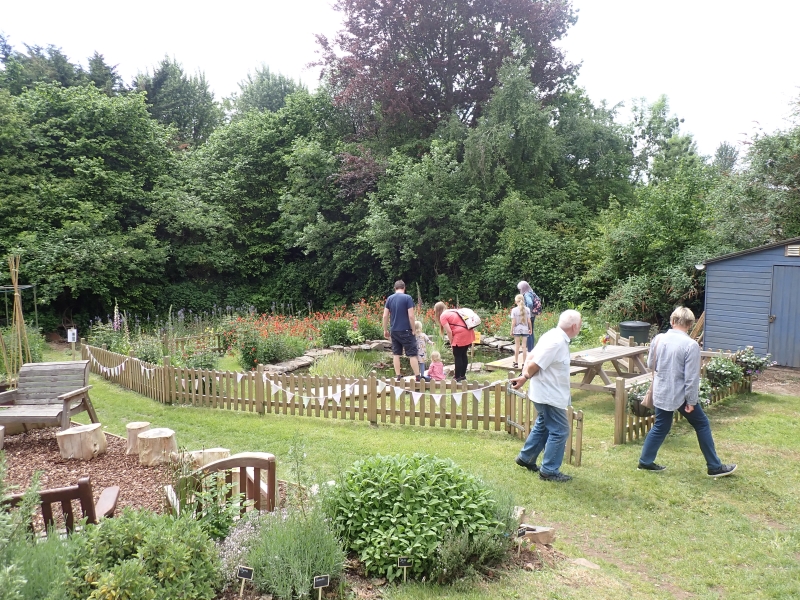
[570,345,650,393]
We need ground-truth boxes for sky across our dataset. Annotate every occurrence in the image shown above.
[2,0,798,156]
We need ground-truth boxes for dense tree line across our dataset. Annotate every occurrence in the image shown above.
[0,1,798,331]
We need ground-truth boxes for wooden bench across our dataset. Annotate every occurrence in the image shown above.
[166,451,277,516]
[0,361,98,430]
[604,371,653,393]
[5,475,119,535]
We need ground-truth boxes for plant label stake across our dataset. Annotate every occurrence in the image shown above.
[516,526,527,555]
[68,328,77,360]
[236,565,254,598]
[397,557,412,582]
[313,574,330,600]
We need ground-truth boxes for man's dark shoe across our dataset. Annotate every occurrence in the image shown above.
[708,464,737,478]
[638,462,667,472]
[515,457,539,473]
[539,471,572,482]
[395,375,403,381]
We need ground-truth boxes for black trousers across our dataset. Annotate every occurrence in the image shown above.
[452,345,469,379]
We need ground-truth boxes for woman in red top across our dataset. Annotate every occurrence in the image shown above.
[434,302,475,382]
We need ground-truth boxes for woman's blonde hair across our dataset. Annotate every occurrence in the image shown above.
[514,294,529,327]
[431,350,442,362]
[670,306,696,328]
[414,320,423,334]
[433,302,447,334]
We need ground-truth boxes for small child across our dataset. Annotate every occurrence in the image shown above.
[510,293,532,369]
[427,350,445,381]
[414,321,433,379]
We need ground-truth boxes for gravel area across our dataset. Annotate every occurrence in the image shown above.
[3,425,172,516]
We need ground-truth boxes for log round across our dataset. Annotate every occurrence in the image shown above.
[56,423,107,461]
[188,447,230,468]
[138,427,178,466]
[125,421,151,455]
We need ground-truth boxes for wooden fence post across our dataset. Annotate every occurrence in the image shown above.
[367,373,377,426]
[614,378,625,445]
[256,364,265,415]
[163,356,171,405]
[80,338,87,360]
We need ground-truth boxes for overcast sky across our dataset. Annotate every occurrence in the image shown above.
[2,0,798,156]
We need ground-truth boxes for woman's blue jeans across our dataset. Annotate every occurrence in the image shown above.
[639,402,723,470]
[526,316,536,352]
[517,401,569,475]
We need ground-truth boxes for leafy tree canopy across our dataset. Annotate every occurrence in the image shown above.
[316,0,577,139]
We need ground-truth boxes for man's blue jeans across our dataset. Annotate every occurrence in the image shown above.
[517,401,569,475]
[639,402,723,470]
[526,316,536,352]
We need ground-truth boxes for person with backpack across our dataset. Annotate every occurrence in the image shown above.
[433,301,476,382]
[517,281,542,352]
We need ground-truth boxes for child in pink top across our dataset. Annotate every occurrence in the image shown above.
[427,351,445,381]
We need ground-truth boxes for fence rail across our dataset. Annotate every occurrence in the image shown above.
[82,343,583,463]
[613,377,751,444]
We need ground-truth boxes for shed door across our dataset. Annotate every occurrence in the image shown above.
[769,266,800,367]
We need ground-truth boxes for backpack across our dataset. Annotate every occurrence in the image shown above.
[524,291,543,316]
[455,308,482,330]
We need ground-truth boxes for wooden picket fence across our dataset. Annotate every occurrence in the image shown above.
[82,344,583,463]
[613,376,752,444]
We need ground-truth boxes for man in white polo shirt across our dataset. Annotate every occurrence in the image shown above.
[511,309,582,482]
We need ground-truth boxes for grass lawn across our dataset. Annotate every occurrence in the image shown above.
[47,347,800,599]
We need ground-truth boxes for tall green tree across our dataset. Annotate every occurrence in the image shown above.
[0,83,174,313]
[233,66,305,114]
[135,57,222,145]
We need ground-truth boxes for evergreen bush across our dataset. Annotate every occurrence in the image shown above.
[320,319,350,347]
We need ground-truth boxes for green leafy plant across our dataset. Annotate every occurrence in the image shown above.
[131,335,163,365]
[345,328,365,345]
[324,454,510,582]
[168,453,245,540]
[237,332,308,369]
[626,380,653,416]
[732,346,775,378]
[704,356,744,390]
[357,317,383,341]
[244,510,345,600]
[62,509,221,600]
[320,319,350,347]
[699,377,712,406]
[431,525,512,584]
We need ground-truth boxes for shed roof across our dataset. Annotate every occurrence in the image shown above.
[702,236,800,265]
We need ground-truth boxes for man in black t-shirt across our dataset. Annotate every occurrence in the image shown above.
[382,280,421,381]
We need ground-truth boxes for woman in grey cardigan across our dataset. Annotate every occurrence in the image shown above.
[637,307,737,478]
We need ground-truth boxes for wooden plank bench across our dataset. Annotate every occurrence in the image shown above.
[5,475,119,535]
[0,361,98,431]
[166,451,277,515]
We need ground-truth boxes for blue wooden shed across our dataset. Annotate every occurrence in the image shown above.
[702,236,800,367]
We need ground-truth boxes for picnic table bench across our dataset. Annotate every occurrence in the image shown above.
[570,346,650,393]
[0,361,98,431]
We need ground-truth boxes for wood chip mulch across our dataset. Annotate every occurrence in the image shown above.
[3,425,172,516]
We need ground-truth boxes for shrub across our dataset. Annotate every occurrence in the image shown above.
[1,326,45,377]
[237,333,308,369]
[357,317,383,341]
[131,335,163,365]
[63,509,221,600]
[320,319,350,347]
[244,510,345,599]
[704,356,744,389]
[699,378,712,406]
[345,328,365,345]
[732,346,775,378]
[626,380,652,416]
[324,454,510,582]
[309,353,371,378]
[431,526,512,584]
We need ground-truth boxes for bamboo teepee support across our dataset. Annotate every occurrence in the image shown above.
[4,256,31,381]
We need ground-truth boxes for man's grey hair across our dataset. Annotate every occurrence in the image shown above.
[558,309,582,329]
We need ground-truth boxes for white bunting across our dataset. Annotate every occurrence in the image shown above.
[411,391,422,406]
[236,372,244,382]
[472,390,482,403]
[376,381,386,394]
[452,392,463,407]
[431,393,442,406]
[332,391,342,405]
[303,396,311,408]
[285,391,294,402]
